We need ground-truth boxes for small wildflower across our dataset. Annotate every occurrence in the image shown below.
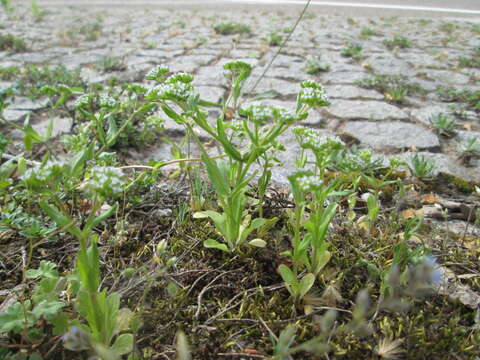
[88,166,125,198]
[145,65,169,81]
[21,160,65,184]
[147,82,193,101]
[296,173,324,192]
[98,95,116,109]
[275,107,305,125]
[293,127,344,152]
[166,72,194,84]
[223,61,252,76]
[299,81,329,107]
[74,94,91,109]
[240,104,274,125]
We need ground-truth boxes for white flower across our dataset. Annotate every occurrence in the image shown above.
[293,128,344,152]
[74,94,90,109]
[296,173,323,192]
[88,166,125,197]
[145,65,169,80]
[299,81,329,107]
[98,95,116,109]
[21,160,65,183]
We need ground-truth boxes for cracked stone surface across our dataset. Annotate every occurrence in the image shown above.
[340,121,440,151]
[0,2,479,183]
[326,100,409,121]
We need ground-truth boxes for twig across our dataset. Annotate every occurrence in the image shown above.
[217,353,268,359]
[248,0,312,94]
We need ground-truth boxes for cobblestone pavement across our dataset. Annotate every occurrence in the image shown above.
[1,3,479,183]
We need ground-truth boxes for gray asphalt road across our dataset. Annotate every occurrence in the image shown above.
[37,0,480,18]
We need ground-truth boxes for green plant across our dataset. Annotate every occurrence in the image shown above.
[458,49,480,68]
[383,36,411,50]
[0,65,20,80]
[304,57,330,74]
[429,113,456,137]
[408,154,436,180]
[341,42,364,59]
[95,56,127,73]
[30,1,46,22]
[266,32,283,46]
[459,136,480,157]
[189,67,328,252]
[78,20,103,41]
[1,0,13,14]
[359,27,382,40]
[0,261,68,345]
[0,34,27,52]
[213,22,251,36]
[357,73,424,104]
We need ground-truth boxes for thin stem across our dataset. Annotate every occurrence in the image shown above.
[248,0,312,94]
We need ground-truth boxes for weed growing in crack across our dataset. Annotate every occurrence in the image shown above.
[408,154,436,180]
[0,34,27,52]
[213,22,251,36]
[341,42,364,60]
[429,113,456,137]
[383,36,412,50]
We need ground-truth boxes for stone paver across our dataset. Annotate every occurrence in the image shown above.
[0,2,478,183]
[326,100,409,121]
[340,121,440,151]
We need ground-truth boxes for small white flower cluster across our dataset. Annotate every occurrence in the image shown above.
[276,108,299,124]
[244,104,274,124]
[98,95,116,109]
[145,65,169,80]
[294,128,344,152]
[166,72,194,84]
[296,174,323,192]
[89,166,125,197]
[299,87,329,107]
[147,82,193,100]
[74,94,90,109]
[21,160,65,183]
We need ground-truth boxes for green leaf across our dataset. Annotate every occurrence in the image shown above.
[278,264,296,286]
[32,300,64,321]
[0,301,33,333]
[39,202,81,239]
[299,273,315,299]
[203,239,229,252]
[161,104,184,124]
[69,144,94,178]
[200,155,229,197]
[111,333,133,355]
[25,260,58,279]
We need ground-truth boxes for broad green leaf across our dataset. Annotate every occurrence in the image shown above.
[25,260,58,279]
[200,155,229,197]
[111,333,133,355]
[32,300,64,321]
[39,202,81,239]
[251,89,279,101]
[299,273,315,299]
[278,264,296,286]
[203,239,229,252]
[0,301,34,333]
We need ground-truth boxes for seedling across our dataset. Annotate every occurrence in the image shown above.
[341,42,364,59]
[408,154,436,180]
[383,36,412,50]
[0,34,27,52]
[213,22,251,35]
[429,113,456,137]
[304,57,330,74]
